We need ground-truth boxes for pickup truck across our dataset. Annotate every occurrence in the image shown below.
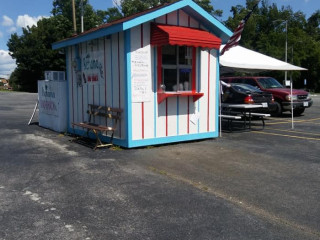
[221,76,313,116]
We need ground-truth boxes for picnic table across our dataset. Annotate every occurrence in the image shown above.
[220,103,270,131]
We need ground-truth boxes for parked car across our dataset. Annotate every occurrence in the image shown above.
[221,76,313,116]
[221,83,276,112]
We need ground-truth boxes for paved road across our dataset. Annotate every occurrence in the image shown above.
[0,91,319,240]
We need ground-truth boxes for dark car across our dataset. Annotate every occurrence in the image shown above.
[221,83,276,112]
[221,76,313,116]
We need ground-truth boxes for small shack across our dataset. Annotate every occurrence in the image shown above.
[52,0,231,148]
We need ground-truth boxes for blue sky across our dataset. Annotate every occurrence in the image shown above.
[0,0,318,78]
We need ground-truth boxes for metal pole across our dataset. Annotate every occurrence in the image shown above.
[286,21,294,129]
[285,20,288,82]
[81,0,84,33]
[72,0,77,34]
[290,74,294,129]
[219,95,222,137]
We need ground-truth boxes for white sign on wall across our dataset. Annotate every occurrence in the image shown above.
[82,46,104,85]
[131,45,152,102]
[39,81,59,116]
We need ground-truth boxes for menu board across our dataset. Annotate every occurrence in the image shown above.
[131,45,152,102]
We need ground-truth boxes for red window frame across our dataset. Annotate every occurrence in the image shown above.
[157,46,203,103]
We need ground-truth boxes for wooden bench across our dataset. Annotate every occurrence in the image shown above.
[72,104,122,150]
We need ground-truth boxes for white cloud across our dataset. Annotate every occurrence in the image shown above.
[16,15,44,29]
[0,50,16,78]
[8,27,16,33]
[2,15,14,27]
[0,31,3,38]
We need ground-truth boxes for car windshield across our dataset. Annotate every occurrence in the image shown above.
[230,83,262,93]
[257,77,284,89]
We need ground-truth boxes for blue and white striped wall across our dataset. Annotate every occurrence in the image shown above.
[67,9,220,148]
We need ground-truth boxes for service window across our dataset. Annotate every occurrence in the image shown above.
[161,45,193,92]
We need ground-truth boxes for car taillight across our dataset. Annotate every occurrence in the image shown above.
[244,96,254,104]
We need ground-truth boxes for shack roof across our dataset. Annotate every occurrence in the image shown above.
[52,0,232,50]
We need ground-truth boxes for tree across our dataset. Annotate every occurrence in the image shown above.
[97,8,123,23]
[8,0,104,92]
[224,0,320,92]
[52,0,103,33]
[306,10,320,41]
[8,15,72,92]
[120,0,221,17]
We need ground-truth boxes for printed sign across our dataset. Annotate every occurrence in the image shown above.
[82,47,104,85]
[39,82,58,116]
[131,45,152,102]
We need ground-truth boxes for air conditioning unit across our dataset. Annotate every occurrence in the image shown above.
[44,71,65,81]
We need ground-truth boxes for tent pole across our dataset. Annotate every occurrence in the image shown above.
[290,73,294,129]
[219,81,223,137]
[219,97,222,137]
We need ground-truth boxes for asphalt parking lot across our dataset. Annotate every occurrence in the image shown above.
[0,91,319,240]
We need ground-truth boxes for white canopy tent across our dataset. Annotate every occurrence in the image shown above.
[218,45,307,133]
[219,45,307,74]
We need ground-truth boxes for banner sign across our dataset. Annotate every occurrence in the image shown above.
[82,46,104,85]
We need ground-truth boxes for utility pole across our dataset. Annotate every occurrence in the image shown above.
[72,0,77,35]
[81,0,84,33]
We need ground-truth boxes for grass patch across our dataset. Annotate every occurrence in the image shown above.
[110,145,123,151]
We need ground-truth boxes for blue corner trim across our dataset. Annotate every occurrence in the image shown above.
[197,47,201,133]
[153,47,157,138]
[66,47,70,130]
[216,49,220,134]
[124,29,132,146]
[110,36,114,107]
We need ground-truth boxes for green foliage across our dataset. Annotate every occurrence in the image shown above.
[121,0,154,17]
[224,0,320,92]
[8,15,71,92]
[97,8,123,23]
[120,0,218,17]
[8,0,102,92]
[52,0,103,32]
[194,0,213,14]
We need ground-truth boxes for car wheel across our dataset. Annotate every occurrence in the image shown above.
[293,108,305,116]
[271,101,282,117]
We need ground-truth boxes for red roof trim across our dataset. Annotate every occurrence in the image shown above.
[151,23,221,49]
